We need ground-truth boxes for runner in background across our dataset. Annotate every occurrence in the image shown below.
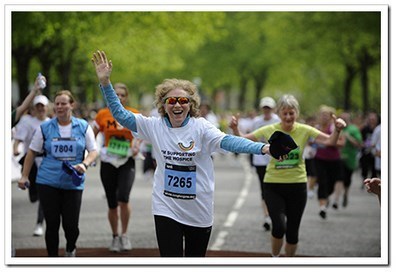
[13,95,50,236]
[93,82,141,252]
[314,105,346,219]
[303,115,318,199]
[249,97,280,231]
[333,112,363,208]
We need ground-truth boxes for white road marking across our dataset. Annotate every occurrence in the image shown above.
[210,156,253,250]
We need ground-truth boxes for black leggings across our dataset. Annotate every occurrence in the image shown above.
[19,155,44,224]
[154,215,212,257]
[254,166,267,200]
[37,184,83,257]
[263,183,307,244]
[100,158,135,209]
[342,163,354,188]
[314,158,343,199]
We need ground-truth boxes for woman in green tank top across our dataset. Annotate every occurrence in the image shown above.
[229,94,346,257]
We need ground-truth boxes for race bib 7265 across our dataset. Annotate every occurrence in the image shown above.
[164,163,196,200]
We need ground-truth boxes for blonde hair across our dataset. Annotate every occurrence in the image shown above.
[154,79,201,118]
[319,104,336,115]
[114,82,129,97]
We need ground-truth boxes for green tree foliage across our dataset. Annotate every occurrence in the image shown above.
[12,11,381,117]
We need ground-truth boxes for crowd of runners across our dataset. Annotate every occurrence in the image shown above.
[11,51,381,257]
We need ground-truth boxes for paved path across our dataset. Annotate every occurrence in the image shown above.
[9,153,385,264]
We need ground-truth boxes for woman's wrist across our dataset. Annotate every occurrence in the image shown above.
[100,78,111,87]
[261,144,270,155]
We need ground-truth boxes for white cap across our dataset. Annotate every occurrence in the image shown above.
[259,97,276,109]
[33,95,49,106]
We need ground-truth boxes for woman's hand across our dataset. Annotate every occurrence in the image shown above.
[73,163,87,174]
[332,114,347,132]
[34,74,46,92]
[92,50,113,87]
[364,178,381,196]
[262,144,289,162]
[363,177,381,204]
[229,114,241,136]
[18,176,30,190]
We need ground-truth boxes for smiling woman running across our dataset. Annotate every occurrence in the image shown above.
[91,50,281,257]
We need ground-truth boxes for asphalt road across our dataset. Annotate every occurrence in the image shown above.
[9,153,385,264]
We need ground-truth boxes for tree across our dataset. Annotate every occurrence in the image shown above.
[11,11,382,116]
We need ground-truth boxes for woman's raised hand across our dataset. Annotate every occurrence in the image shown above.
[92,50,112,87]
[332,114,347,132]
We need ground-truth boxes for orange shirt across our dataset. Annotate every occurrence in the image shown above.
[95,106,140,147]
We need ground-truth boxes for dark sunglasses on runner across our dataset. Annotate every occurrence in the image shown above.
[164,97,190,105]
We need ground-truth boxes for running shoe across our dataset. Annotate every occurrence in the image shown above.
[120,234,132,251]
[33,223,43,237]
[319,210,327,219]
[65,249,76,257]
[109,236,121,252]
[342,195,348,207]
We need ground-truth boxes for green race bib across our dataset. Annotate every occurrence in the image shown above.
[107,137,130,157]
[275,147,300,169]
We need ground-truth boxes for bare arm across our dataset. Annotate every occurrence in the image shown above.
[92,125,100,138]
[132,138,143,157]
[15,76,45,123]
[18,149,37,190]
[84,150,98,168]
[73,150,98,174]
[344,131,363,148]
[314,114,347,147]
[13,139,22,156]
[229,115,258,141]
[74,126,99,173]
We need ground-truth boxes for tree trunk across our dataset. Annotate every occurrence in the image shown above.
[253,69,268,109]
[38,47,53,98]
[238,76,247,112]
[359,47,375,114]
[343,63,357,111]
[13,47,33,105]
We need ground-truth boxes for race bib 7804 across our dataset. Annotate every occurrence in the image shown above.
[51,138,77,160]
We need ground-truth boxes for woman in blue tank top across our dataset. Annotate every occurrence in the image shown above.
[18,90,98,257]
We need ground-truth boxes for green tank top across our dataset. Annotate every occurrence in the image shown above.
[253,122,320,183]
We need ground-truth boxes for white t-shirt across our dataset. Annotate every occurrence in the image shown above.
[134,115,226,227]
[14,115,50,154]
[251,114,280,166]
[371,124,381,171]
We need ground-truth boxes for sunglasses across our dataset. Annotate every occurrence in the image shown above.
[164,97,190,105]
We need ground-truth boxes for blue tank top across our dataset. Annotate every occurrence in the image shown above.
[36,117,88,190]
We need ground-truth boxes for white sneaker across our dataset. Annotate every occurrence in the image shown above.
[65,249,76,257]
[33,224,43,236]
[120,234,132,251]
[109,236,121,252]
[307,190,315,199]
